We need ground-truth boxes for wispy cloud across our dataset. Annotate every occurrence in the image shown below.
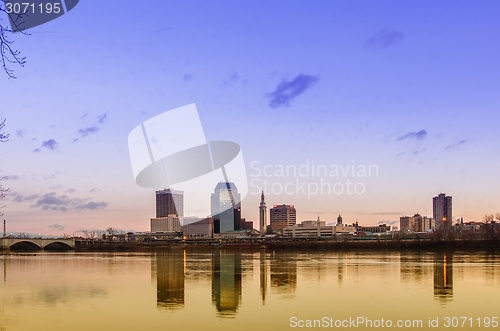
[75,113,108,141]
[97,113,107,124]
[266,74,319,108]
[445,139,467,150]
[1,175,20,180]
[48,224,65,231]
[397,130,427,141]
[377,220,399,226]
[89,188,100,193]
[33,139,59,153]
[64,188,76,193]
[16,129,26,138]
[13,194,39,203]
[183,73,194,83]
[29,192,109,212]
[359,211,405,216]
[366,28,404,49]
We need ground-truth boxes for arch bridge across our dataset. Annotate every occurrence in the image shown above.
[1,237,75,250]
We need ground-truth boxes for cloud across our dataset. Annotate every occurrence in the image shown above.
[222,72,239,86]
[80,113,88,120]
[13,194,39,203]
[2,175,20,180]
[30,192,109,212]
[397,130,427,141]
[266,74,319,108]
[48,224,65,231]
[16,129,26,138]
[366,28,404,49]
[184,74,194,83]
[76,202,108,210]
[49,185,62,189]
[64,188,76,193]
[89,188,100,193]
[97,113,108,124]
[32,139,58,152]
[78,126,99,138]
[377,220,399,226]
[75,113,108,140]
[359,211,405,216]
[445,139,467,150]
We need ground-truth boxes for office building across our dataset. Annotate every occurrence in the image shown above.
[400,213,435,232]
[270,204,296,232]
[156,189,184,224]
[211,182,241,233]
[150,215,181,233]
[182,217,214,238]
[433,193,452,231]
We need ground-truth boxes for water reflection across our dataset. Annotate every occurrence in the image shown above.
[260,251,267,305]
[433,252,453,303]
[270,253,297,296]
[155,251,185,309]
[211,251,242,317]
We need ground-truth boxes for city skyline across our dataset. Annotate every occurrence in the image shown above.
[1,1,500,235]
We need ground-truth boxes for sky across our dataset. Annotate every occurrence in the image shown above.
[1,0,499,235]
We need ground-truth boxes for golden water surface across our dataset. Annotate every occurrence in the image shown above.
[1,250,500,330]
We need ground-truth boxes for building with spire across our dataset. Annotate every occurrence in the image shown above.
[259,192,267,236]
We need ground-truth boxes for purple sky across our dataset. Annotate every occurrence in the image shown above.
[1,1,499,235]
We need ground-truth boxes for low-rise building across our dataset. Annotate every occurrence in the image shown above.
[400,214,434,232]
[283,217,335,238]
[151,215,181,233]
[182,217,214,238]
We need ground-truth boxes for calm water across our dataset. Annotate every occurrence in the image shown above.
[1,250,500,330]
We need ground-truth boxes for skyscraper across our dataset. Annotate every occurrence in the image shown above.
[433,193,452,231]
[259,191,267,236]
[156,189,184,223]
[270,204,296,232]
[211,182,241,233]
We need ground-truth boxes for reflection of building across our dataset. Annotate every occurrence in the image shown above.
[260,251,267,305]
[433,252,453,303]
[211,251,242,317]
[399,254,429,284]
[150,215,181,233]
[182,217,214,238]
[155,252,185,309]
[211,182,241,233]
[156,189,184,220]
[270,254,297,294]
[433,193,452,231]
[400,214,435,232]
[270,204,296,232]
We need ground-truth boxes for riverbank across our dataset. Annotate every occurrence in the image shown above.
[72,239,500,252]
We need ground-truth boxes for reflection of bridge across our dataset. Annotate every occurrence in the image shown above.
[0,237,75,250]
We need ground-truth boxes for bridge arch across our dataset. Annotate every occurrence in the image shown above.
[42,241,73,250]
[9,240,42,250]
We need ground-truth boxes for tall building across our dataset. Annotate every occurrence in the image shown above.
[433,193,452,231]
[156,189,184,222]
[259,191,267,235]
[400,213,435,232]
[270,204,296,232]
[211,182,241,233]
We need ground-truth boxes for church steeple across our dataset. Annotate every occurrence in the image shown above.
[337,214,343,225]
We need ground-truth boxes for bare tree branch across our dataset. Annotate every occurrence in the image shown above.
[0,4,27,78]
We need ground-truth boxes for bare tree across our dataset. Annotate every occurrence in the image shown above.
[0,4,27,78]
[496,213,500,222]
[484,214,494,223]
[0,119,9,216]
